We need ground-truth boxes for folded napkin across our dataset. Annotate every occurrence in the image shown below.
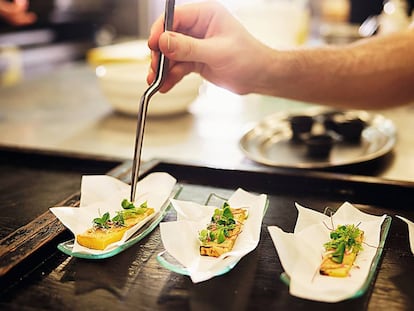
[268,202,387,302]
[159,188,267,283]
[396,215,414,254]
[50,172,176,255]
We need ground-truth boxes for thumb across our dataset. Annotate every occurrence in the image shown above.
[159,31,211,64]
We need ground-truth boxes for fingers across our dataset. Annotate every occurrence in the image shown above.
[159,31,212,63]
[147,57,196,93]
[8,12,36,26]
[0,0,36,26]
[148,18,163,52]
[14,0,29,9]
[148,30,208,89]
[148,32,195,74]
[148,1,224,51]
[146,1,232,92]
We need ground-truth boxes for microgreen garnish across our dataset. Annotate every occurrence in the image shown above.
[120,199,148,218]
[121,199,135,209]
[121,199,148,210]
[199,202,238,244]
[324,224,363,264]
[93,212,111,229]
[92,199,150,229]
[112,212,125,227]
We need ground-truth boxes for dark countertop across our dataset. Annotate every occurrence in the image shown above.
[1,158,414,311]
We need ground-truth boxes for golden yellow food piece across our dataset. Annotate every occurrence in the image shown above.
[320,229,364,277]
[200,208,248,258]
[320,251,358,277]
[77,226,127,251]
[77,208,154,250]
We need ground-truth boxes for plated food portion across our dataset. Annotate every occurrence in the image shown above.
[199,203,248,257]
[268,202,390,302]
[50,172,177,258]
[320,224,364,277]
[77,200,154,250]
[239,109,396,168]
[158,188,268,283]
[48,166,391,303]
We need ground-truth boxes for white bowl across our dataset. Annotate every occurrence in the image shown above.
[96,62,203,117]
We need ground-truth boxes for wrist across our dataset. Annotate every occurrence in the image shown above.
[253,47,299,97]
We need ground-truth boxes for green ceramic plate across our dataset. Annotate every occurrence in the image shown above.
[57,184,183,259]
[156,193,269,276]
[280,214,392,299]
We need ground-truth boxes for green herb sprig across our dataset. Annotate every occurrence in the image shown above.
[93,212,111,229]
[199,202,237,244]
[324,224,363,263]
[92,199,149,229]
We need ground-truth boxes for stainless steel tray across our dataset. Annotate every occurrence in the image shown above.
[239,109,396,168]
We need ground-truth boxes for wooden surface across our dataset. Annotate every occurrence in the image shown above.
[1,156,414,311]
[0,149,121,277]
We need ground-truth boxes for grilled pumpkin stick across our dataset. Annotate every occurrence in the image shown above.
[198,202,248,257]
[319,224,364,277]
[77,199,154,250]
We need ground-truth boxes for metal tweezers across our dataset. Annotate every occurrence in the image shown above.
[130,0,175,202]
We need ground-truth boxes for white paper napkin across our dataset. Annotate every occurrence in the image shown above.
[268,202,387,302]
[396,215,414,254]
[159,188,267,283]
[50,172,176,255]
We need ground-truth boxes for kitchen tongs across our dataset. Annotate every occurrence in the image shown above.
[130,0,175,202]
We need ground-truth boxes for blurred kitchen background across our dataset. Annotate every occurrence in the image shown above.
[1,0,413,83]
[1,0,414,182]
[0,0,201,81]
[0,0,413,84]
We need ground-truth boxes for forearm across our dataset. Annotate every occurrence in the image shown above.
[259,28,414,109]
